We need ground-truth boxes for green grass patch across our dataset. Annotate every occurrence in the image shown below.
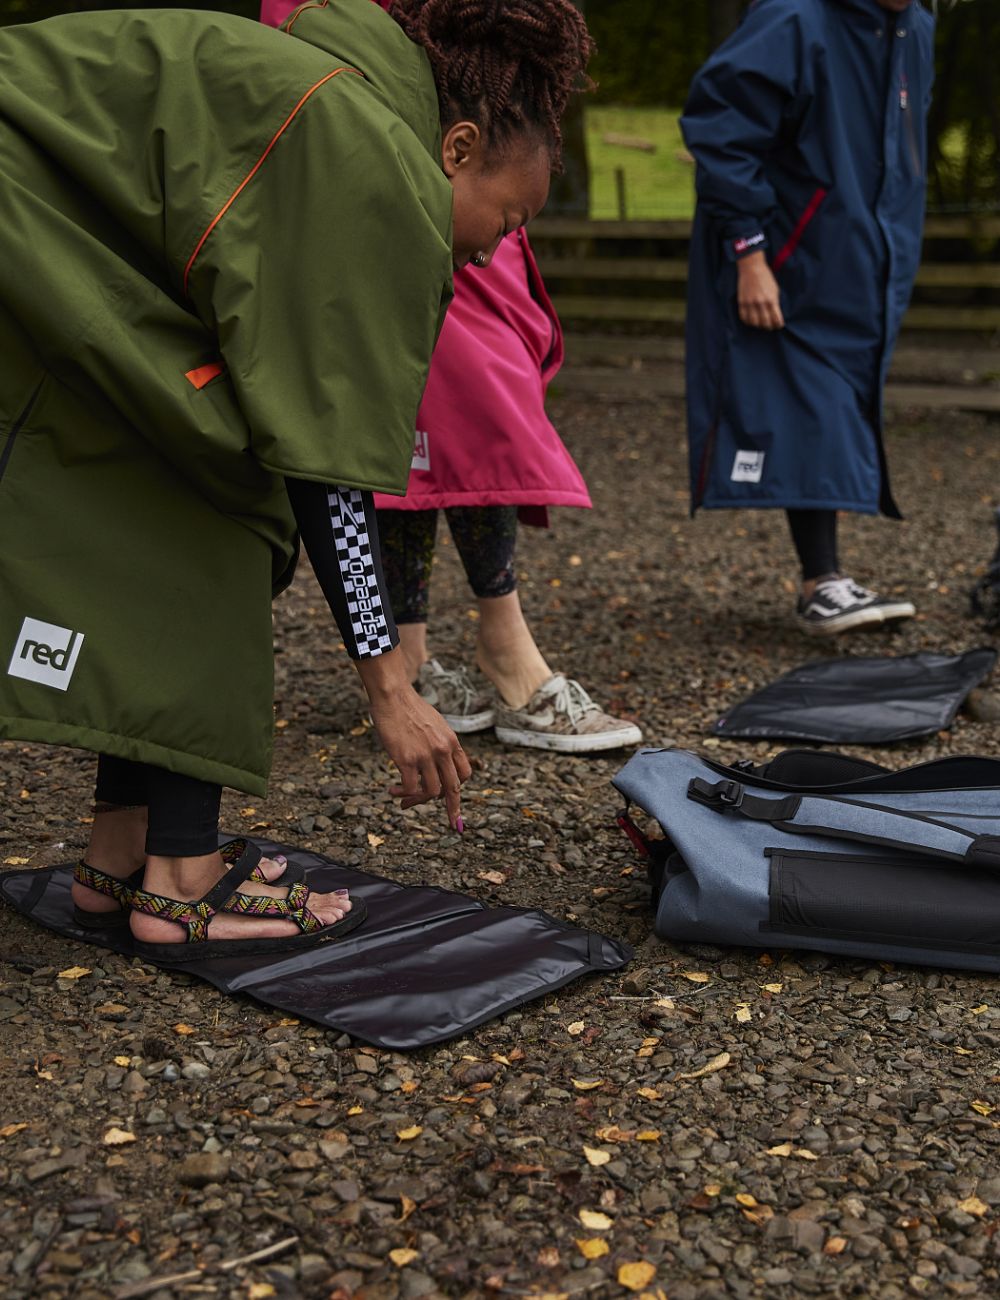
[585,105,695,220]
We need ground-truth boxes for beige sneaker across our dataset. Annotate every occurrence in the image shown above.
[494,674,643,753]
[415,659,496,733]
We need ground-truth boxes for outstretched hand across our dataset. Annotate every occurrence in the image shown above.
[736,250,785,330]
[356,649,471,830]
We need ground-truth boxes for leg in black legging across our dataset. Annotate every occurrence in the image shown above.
[445,506,551,708]
[375,508,439,625]
[786,509,839,582]
[445,506,519,599]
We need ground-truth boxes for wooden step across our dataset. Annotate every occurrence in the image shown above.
[539,256,1000,289]
[551,296,1000,331]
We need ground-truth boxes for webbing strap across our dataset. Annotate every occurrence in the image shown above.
[687,777,1000,869]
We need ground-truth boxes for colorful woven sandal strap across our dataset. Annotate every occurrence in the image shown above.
[73,861,143,906]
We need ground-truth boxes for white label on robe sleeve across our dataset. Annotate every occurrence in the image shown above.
[8,617,84,691]
[731,450,765,483]
[411,430,430,472]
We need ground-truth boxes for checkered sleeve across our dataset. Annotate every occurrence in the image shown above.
[285,478,399,660]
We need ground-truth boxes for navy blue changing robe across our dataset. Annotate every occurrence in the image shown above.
[682,0,933,515]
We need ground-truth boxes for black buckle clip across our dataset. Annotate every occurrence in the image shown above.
[717,780,745,808]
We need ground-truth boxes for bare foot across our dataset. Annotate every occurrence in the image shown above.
[130,851,352,945]
[71,806,148,916]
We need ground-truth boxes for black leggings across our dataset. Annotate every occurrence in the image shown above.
[786,509,839,581]
[95,756,221,858]
[376,506,519,624]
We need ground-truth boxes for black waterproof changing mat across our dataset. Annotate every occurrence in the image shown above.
[712,647,996,744]
[0,838,632,1050]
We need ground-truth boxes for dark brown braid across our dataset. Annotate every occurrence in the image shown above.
[385,0,594,166]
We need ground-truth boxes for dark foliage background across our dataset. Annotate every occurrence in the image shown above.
[1,0,996,212]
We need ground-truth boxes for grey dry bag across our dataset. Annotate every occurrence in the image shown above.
[613,747,1000,972]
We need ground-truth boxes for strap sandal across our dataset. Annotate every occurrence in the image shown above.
[70,840,292,932]
[72,861,145,931]
[129,838,366,966]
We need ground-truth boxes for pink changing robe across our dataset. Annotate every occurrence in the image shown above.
[260,0,591,524]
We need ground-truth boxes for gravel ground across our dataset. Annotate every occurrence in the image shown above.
[2,395,1000,1300]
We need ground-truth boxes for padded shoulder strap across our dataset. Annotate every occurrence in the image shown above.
[688,777,1000,869]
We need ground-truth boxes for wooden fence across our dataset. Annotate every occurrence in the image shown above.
[529,215,1000,334]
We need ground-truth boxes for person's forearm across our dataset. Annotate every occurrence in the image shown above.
[355,645,412,702]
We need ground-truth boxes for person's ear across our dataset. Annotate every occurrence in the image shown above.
[441,121,483,178]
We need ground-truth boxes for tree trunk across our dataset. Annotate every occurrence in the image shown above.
[707,0,743,50]
[545,0,590,215]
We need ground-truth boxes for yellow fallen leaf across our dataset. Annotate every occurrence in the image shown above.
[347,1105,364,1116]
[735,1193,757,1208]
[2,856,29,865]
[572,1079,604,1092]
[389,1248,419,1268]
[575,1237,610,1260]
[653,997,675,1011]
[113,1056,130,1067]
[397,1194,417,1223]
[640,1037,659,1047]
[396,1126,423,1141]
[958,1196,989,1217]
[767,1143,793,1157]
[399,1080,418,1094]
[703,1184,722,1197]
[617,1261,656,1292]
[0,1123,28,1139]
[173,1023,195,1036]
[240,807,256,817]
[578,1209,613,1231]
[677,1052,731,1081]
[742,1205,774,1226]
[637,1087,660,1101]
[761,982,783,994]
[635,1130,662,1142]
[971,1100,995,1116]
[681,971,710,983]
[583,1146,612,1167]
[955,1047,974,1056]
[824,1237,848,1256]
[103,1128,136,1146]
[972,1005,989,1015]
[57,966,91,981]
[636,1047,654,1058]
[567,1021,585,1036]
[248,1286,276,1300]
[367,833,385,849]
[794,1148,820,1161]
[735,1004,752,1023]
[595,1126,634,1143]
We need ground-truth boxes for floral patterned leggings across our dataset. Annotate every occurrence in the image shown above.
[375,506,519,624]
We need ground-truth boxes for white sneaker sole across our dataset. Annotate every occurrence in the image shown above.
[494,722,644,753]
[800,601,916,636]
[441,709,496,734]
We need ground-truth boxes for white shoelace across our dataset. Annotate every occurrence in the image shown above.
[547,675,601,726]
[429,662,483,712]
[815,577,872,610]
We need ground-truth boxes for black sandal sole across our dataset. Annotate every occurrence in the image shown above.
[130,897,368,966]
[73,905,131,932]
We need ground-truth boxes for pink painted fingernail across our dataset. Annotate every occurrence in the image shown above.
[334,888,350,896]
[456,816,465,834]
[274,855,287,865]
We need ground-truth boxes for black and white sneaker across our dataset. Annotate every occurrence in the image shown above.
[797,577,916,636]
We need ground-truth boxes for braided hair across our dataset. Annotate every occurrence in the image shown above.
[386,0,594,167]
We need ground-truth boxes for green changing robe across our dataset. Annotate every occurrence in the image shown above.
[0,0,453,794]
